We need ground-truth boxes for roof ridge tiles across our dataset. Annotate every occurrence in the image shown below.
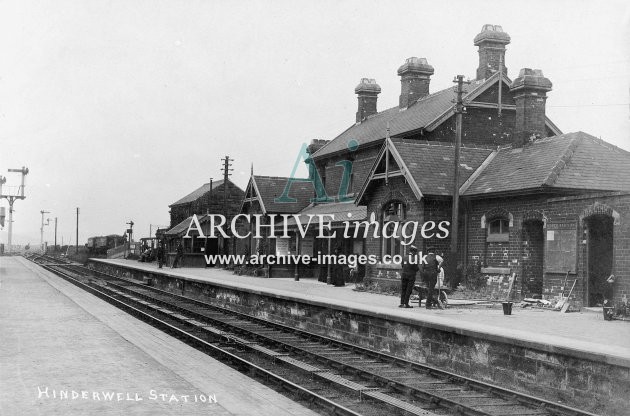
[253,174,294,180]
[406,85,456,108]
[579,131,630,155]
[397,140,494,150]
[542,137,581,187]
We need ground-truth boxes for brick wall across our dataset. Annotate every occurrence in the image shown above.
[514,93,549,146]
[361,176,422,279]
[88,258,630,416]
[474,84,516,105]
[315,145,380,200]
[359,177,462,281]
[466,192,630,306]
[170,182,245,228]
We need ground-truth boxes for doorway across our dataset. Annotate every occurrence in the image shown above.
[586,214,614,306]
[522,220,544,296]
[204,237,219,267]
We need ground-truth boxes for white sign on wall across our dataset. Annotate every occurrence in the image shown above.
[276,238,290,256]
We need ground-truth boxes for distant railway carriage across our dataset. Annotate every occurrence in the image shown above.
[86,234,126,255]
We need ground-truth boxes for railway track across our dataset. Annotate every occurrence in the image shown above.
[26,254,598,416]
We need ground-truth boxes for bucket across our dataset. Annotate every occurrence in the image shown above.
[502,302,513,315]
[603,306,614,321]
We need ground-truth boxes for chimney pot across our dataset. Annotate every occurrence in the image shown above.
[355,78,381,123]
[397,57,434,109]
[474,24,510,80]
[510,68,552,147]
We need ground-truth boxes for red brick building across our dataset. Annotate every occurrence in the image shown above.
[287,24,630,308]
[356,133,630,308]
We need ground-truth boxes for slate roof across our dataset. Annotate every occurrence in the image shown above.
[164,215,195,236]
[391,140,494,196]
[312,73,540,159]
[463,132,630,196]
[252,175,315,214]
[313,86,460,158]
[282,202,367,227]
[170,180,226,207]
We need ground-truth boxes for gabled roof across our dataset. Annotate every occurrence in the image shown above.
[463,132,630,196]
[394,141,495,196]
[357,138,494,203]
[169,179,226,207]
[312,72,561,159]
[242,175,315,215]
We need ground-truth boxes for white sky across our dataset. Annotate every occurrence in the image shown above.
[0,0,628,246]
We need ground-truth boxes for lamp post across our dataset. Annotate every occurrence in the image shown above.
[0,167,29,254]
[40,210,51,252]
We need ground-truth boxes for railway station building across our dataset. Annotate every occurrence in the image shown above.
[237,175,314,277]
[252,24,630,308]
[164,179,245,266]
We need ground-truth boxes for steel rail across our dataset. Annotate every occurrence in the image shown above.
[37,259,599,416]
[36,263,365,416]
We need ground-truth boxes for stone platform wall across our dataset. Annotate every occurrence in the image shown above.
[88,260,629,415]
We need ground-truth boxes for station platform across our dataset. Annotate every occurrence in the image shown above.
[94,258,630,363]
[0,256,319,416]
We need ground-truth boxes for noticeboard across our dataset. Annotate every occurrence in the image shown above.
[544,222,578,273]
[276,238,290,256]
[300,237,314,257]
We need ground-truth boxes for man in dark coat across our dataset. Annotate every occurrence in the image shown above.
[157,242,164,269]
[332,246,345,287]
[399,245,419,308]
[172,241,183,268]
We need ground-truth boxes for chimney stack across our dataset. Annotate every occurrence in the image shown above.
[510,68,552,147]
[474,24,510,80]
[355,78,381,123]
[397,57,434,109]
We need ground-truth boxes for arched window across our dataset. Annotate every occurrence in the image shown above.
[487,218,510,242]
[382,201,405,257]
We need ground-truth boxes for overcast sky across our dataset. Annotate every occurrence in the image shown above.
[0,0,628,247]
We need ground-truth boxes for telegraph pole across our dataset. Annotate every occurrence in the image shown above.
[54,217,58,252]
[221,156,233,216]
[451,75,470,281]
[40,210,50,252]
[221,156,233,255]
[207,177,213,215]
[76,207,80,254]
[0,167,29,254]
[498,55,503,116]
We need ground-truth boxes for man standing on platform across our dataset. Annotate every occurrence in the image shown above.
[422,248,443,309]
[399,245,419,308]
[172,241,183,268]
[157,242,164,269]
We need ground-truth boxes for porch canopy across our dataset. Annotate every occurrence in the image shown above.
[278,202,367,230]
